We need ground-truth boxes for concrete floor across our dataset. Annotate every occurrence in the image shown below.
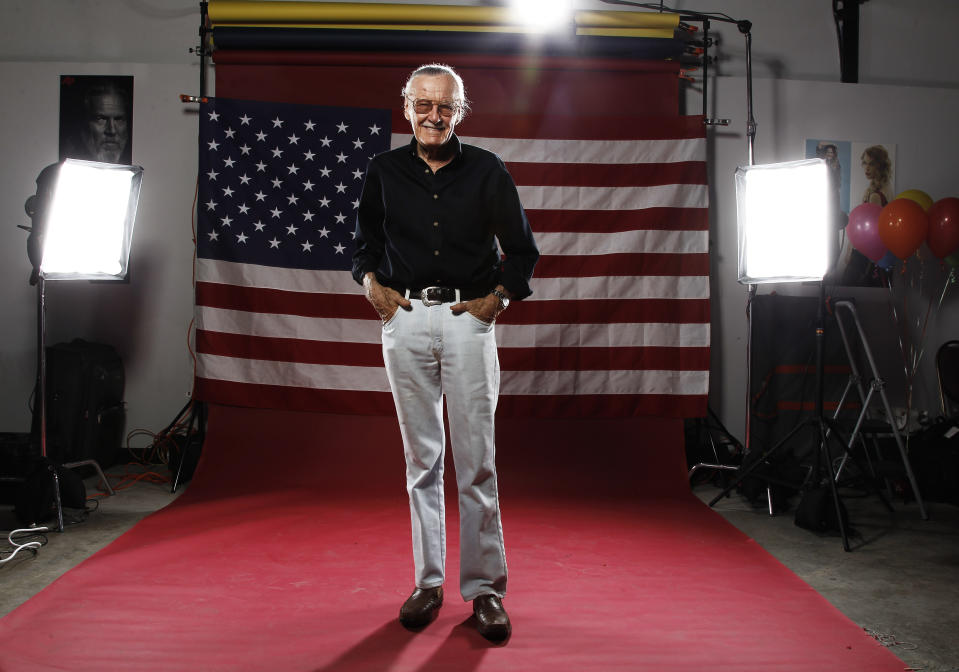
[1,469,958,671]
[695,479,959,672]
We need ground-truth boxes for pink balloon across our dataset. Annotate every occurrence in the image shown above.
[846,202,887,261]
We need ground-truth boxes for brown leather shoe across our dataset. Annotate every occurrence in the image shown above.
[399,586,443,629]
[473,594,511,642]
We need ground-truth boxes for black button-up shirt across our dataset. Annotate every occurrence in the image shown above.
[352,134,539,300]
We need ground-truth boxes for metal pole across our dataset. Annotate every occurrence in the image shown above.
[742,23,757,458]
[742,24,756,166]
[744,284,756,456]
[38,276,64,533]
[199,1,209,98]
[701,18,709,119]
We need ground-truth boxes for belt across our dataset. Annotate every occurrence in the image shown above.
[404,286,486,306]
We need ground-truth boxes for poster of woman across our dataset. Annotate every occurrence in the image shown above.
[805,139,851,217]
[854,144,896,207]
[805,139,897,287]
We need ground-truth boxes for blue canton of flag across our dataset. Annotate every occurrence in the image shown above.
[197,97,392,271]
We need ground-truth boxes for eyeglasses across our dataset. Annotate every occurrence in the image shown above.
[407,98,459,118]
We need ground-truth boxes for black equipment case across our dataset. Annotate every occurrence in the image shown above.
[40,339,125,468]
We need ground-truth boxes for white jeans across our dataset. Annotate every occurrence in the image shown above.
[381,301,507,601]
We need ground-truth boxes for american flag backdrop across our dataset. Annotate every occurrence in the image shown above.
[194,97,709,418]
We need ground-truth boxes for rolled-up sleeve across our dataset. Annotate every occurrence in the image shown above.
[351,160,385,285]
[492,161,539,300]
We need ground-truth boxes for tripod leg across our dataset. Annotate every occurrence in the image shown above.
[708,418,808,508]
[171,404,196,494]
[819,421,850,551]
[172,401,206,493]
[50,463,64,533]
[62,459,116,497]
[161,398,192,437]
[834,433,896,514]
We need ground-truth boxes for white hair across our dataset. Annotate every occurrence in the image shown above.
[401,63,470,122]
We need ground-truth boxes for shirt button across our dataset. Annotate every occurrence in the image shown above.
[433,221,439,227]
[434,250,440,256]
[424,168,429,174]
[433,193,438,199]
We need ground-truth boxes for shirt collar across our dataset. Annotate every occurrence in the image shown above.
[407,133,462,165]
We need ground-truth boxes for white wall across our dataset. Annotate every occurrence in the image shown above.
[1,1,957,444]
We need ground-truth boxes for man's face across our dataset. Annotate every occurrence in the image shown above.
[404,74,459,152]
[82,92,128,163]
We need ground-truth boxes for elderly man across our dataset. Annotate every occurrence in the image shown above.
[352,63,538,641]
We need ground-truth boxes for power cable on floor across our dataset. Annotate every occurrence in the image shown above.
[0,527,50,566]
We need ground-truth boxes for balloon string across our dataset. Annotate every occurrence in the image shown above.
[902,274,917,436]
[916,268,954,368]
[884,273,911,391]
[916,253,928,344]
[911,289,934,379]
[916,267,956,401]
[902,261,952,435]
[901,273,914,376]
[910,257,929,372]
[937,266,955,311]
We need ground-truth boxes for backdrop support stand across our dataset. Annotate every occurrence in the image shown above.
[170,400,206,494]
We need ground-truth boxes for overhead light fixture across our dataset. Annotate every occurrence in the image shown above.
[735,158,831,284]
[509,0,574,33]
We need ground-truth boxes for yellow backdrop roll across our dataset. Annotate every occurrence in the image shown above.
[221,23,545,34]
[576,27,676,39]
[574,11,680,28]
[210,2,517,25]
[209,1,681,31]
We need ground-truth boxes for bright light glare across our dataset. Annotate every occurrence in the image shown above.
[40,160,142,279]
[509,0,573,32]
[736,159,830,284]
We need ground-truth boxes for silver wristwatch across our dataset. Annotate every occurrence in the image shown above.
[490,288,510,310]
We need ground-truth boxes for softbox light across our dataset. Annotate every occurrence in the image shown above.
[735,158,830,284]
[39,159,143,280]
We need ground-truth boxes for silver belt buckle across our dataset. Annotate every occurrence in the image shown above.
[420,286,443,306]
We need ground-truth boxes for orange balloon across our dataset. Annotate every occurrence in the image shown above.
[895,189,934,211]
[878,198,929,259]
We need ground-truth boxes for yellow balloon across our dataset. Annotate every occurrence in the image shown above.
[895,189,934,211]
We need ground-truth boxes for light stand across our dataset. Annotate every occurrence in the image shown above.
[36,274,64,531]
[705,159,862,550]
[23,159,143,531]
[709,281,853,550]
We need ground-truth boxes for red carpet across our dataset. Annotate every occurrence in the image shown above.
[0,405,904,671]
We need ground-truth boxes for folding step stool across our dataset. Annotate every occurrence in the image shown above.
[830,299,929,520]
